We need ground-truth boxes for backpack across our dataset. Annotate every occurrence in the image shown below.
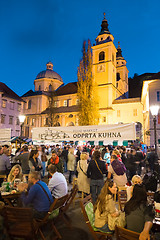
[143,172,157,192]
[111,159,126,176]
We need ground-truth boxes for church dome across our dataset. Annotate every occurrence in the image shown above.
[36,62,63,82]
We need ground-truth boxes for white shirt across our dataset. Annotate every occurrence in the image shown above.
[48,172,68,198]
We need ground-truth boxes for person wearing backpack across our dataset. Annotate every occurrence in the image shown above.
[107,155,127,187]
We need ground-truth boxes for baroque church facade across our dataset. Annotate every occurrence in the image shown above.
[22,15,144,143]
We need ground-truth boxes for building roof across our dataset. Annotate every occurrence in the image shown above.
[113,97,141,104]
[56,82,78,96]
[21,90,48,97]
[41,105,79,114]
[146,72,160,80]
[0,82,23,101]
[128,73,155,98]
[36,69,63,82]
[35,62,63,82]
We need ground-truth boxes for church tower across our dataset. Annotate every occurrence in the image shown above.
[92,14,120,123]
[116,42,129,94]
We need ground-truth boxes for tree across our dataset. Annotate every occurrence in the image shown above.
[77,39,99,126]
[46,84,59,127]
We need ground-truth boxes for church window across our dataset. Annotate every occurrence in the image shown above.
[2,99,7,108]
[116,82,118,88]
[117,110,120,117]
[101,38,103,40]
[28,100,31,109]
[49,84,52,91]
[38,85,41,91]
[112,54,114,62]
[99,51,105,61]
[157,91,160,101]
[133,109,137,116]
[117,73,120,81]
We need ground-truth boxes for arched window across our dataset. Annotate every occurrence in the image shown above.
[38,85,41,91]
[28,100,31,109]
[99,51,105,61]
[117,73,120,81]
[67,122,74,126]
[49,84,52,91]
[54,122,60,127]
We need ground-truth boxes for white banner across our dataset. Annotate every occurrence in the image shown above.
[0,128,11,145]
[32,123,136,144]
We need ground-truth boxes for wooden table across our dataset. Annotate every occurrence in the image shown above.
[1,192,21,207]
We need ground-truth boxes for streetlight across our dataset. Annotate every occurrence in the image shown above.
[19,115,26,145]
[150,105,159,154]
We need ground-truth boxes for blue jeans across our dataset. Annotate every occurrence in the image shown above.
[42,162,46,177]
[96,223,113,233]
[90,179,104,203]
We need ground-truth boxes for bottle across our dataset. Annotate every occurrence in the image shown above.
[6,182,10,192]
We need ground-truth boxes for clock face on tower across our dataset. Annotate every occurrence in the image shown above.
[97,64,105,73]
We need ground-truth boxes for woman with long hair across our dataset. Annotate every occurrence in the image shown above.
[7,164,26,183]
[94,179,119,232]
[125,184,154,239]
[29,150,42,172]
[77,152,90,194]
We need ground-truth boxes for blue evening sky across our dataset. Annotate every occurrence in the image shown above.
[0,0,160,96]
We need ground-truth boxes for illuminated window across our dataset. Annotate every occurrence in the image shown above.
[64,100,67,107]
[17,103,21,112]
[117,110,120,117]
[76,99,79,105]
[26,117,29,125]
[133,109,137,116]
[103,117,106,122]
[54,101,57,107]
[2,99,7,108]
[1,114,5,124]
[9,116,13,124]
[31,118,35,126]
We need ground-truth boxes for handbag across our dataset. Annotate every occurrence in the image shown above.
[108,211,126,231]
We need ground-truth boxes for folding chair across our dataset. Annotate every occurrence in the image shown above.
[80,195,113,240]
[36,194,68,240]
[59,184,78,227]
[118,190,127,211]
[115,225,140,240]
[3,206,39,240]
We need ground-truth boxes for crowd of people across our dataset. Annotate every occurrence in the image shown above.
[0,143,159,239]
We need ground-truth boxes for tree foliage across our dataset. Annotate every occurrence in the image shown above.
[47,84,59,127]
[77,39,99,126]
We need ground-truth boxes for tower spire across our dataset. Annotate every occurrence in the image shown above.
[98,13,110,35]
[116,41,124,59]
